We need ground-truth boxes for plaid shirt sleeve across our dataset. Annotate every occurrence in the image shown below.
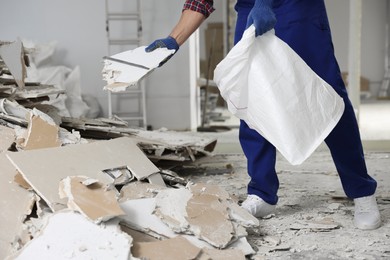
[183,0,215,18]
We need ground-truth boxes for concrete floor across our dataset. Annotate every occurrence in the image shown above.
[191,104,390,259]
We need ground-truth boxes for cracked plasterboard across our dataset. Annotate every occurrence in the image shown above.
[59,176,125,223]
[0,125,15,153]
[0,39,26,88]
[21,109,61,150]
[132,236,201,260]
[102,46,175,92]
[6,137,160,211]
[14,211,136,260]
[119,181,168,202]
[198,248,246,260]
[0,155,36,260]
[186,193,234,248]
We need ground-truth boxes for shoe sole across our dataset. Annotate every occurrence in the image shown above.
[353,219,381,230]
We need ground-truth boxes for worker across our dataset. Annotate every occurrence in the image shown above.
[146,0,381,230]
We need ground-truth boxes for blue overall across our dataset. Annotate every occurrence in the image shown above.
[234,0,377,205]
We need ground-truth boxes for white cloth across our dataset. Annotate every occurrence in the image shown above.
[214,25,345,165]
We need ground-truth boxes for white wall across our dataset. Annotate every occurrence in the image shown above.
[1,0,387,130]
[325,0,387,96]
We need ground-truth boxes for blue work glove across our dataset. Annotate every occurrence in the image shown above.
[246,0,276,37]
[145,36,179,66]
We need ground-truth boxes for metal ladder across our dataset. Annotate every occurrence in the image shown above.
[105,0,147,127]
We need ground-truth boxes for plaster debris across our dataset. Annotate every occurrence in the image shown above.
[290,218,340,231]
[59,176,125,223]
[14,211,135,260]
[132,236,201,260]
[119,181,167,202]
[20,108,61,150]
[198,248,246,260]
[6,137,160,211]
[102,46,175,92]
[0,155,36,259]
[0,125,15,153]
[0,39,26,88]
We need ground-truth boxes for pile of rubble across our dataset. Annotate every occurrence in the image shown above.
[0,40,259,259]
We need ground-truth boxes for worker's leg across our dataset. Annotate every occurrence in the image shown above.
[235,1,280,206]
[239,120,279,205]
[273,7,377,199]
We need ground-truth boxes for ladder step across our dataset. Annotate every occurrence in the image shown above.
[108,39,140,45]
[107,13,140,21]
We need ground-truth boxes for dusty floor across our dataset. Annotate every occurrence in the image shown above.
[186,129,390,259]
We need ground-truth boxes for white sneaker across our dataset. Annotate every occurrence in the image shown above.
[353,195,381,230]
[241,194,276,218]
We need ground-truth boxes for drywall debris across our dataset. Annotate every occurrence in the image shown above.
[154,188,192,233]
[119,198,176,239]
[198,248,246,260]
[0,125,15,153]
[132,236,201,260]
[102,46,175,92]
[290,218,340,232]
[14,211,135,260]
[0,39,26,88]
[0,99,30,123]
[59,176,125,223]
[20,108,61,150]
[6,137,160,211]
[186,193,234,248]
[0,155,36,260]
[119,181,167,202]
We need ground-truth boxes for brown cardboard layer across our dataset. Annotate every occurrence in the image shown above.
[132,236,201,260]
[59,176,125,223]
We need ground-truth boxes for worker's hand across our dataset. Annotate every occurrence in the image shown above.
[246,0,276,37]
[145,36,180,66]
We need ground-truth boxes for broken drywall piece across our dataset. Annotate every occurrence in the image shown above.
[198,248,246,260]
[0,39,26,88]
[14,211,135,260]
[289,219,340,232]
[227,237,256,256]
[189,183,259,228]
[0,155,36,260]
[119,181,167,202]
[20,108,61,150]
[102,46,175,92]
[0,98,30,121]
[119,198,176,239]
[154,188,192,233]
[147,172,166,186]
[186,193,234,248]
[132,236,201,260]
[0,125,15,153]
[59,176,125,223]
[6,137,160,211]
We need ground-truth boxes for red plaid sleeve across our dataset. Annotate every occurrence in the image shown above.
[183,0,215,18]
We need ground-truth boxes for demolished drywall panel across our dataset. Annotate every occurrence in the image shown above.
[0,39,26,88]
[6,137,160,211]
[102,46,175,92]
[59,176,125,223]
[119,181,168,202]
[198,248,246,260]
[132,236,201,260]
[119,198,176,239]
[14,211,135,260]
[0,155,36,260]
[14,172,32,190]
[227,237,256,256]
[0,125,15,153]
[186,194,234,248]
[21,109,61,150]
[154,188,192,233]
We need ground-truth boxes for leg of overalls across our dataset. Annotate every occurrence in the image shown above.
[272,0,377,198]
[235,1,279,205]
